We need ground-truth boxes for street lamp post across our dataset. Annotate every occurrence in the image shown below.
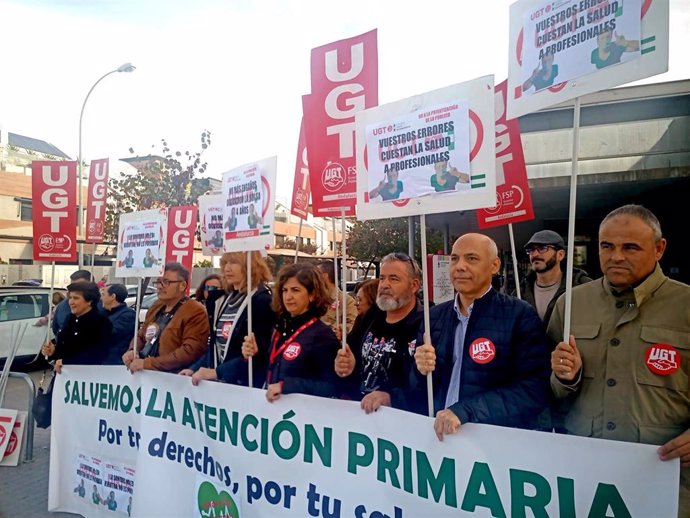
[77,62,136,269]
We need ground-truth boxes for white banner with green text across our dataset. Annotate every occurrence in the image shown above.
[49,366,679,517]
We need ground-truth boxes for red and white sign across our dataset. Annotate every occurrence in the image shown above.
[290,117,311,220]
[477,80,535,229]
[165,206,197,285]
[305,29,378,217]
[356,76,496,220]
[0,411,26,467]
[85,158,109,243]
[31,161,78,261]
[0,409,17,459]
[645,344,680,375]
[470,337,496,364]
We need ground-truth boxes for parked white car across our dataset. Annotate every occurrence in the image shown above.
[131,292,159,324]
[0,287,67,367]
[123,284,156,306]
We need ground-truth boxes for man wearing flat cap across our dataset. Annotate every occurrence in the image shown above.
[520,230,591,325]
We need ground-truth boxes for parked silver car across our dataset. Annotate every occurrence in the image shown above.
[0,286,67,367]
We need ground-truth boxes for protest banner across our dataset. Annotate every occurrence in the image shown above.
[305,29,378,217]
[49,366,679,517]
[165,206,197,280]
[477,80,534,229]
[290,117,310,221]
[49,367,139,518]
[85,159,109,243]
[199,194,225,256]
[0,411,27,466]
[365,100,471,204]
[507,0,669,118]
[221,157,276,253]
[31,160,78,261]
[356,76,496,220]
[115,209,168,278]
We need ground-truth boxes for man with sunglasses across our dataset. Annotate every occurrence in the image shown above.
[123,262,209,372]
[520,230,591,324]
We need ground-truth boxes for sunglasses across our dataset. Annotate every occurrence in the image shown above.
[205,285,221,291]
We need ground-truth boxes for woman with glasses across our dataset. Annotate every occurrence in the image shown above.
[194,274,222,303]
[243,263,341,402]
[186,251,275,388]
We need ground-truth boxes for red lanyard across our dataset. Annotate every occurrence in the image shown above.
[269,317,318,365]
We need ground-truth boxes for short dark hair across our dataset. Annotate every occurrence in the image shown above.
[70,269,93,282]
[164,262,189,284]
[272,263,330,317]
[106,283,128,303]
[600,204,662,241]
[67,282,101,307]
[317,261,336,284]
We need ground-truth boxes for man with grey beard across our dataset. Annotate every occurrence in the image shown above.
[335,253,424,414]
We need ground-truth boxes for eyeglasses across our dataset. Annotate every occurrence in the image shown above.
[153,279,184,288]
[525,245,557,255]
[205,285,220,291]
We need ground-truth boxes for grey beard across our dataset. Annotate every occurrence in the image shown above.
[376,292,412,311]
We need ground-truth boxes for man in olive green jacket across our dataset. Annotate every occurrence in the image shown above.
[548,204,690,517]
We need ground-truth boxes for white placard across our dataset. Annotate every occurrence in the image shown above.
[507,0,669,118]
[115,209,168,278]
[199,194,225,257]
[356,76,496,220]
[365,100,471,203]
[221,157,277,253]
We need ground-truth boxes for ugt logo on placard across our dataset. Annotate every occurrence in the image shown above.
[322,162,345,192]
[38,234,55,252]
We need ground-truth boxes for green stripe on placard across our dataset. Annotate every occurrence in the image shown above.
[471,174,486,180]
[641,36,656,45]
[471,183,486,189]
[641,47,656,55]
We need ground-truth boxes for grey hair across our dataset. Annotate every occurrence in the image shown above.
[486,238,499,259]
[600,204,663,241]
[380,253,422,282]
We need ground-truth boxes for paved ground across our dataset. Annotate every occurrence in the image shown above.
[0,369,79,518]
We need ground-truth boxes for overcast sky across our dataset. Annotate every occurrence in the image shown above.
[1,0,688,205]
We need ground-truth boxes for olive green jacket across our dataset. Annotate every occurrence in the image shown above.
[548,264,690,516]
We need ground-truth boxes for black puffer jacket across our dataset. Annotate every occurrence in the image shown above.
[410,289,551,428]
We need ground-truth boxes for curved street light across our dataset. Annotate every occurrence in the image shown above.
[78,62,136,268]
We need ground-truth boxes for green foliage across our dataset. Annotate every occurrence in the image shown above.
[105,130,212,243]
[348,217,445,264]
[195,259,213,268]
